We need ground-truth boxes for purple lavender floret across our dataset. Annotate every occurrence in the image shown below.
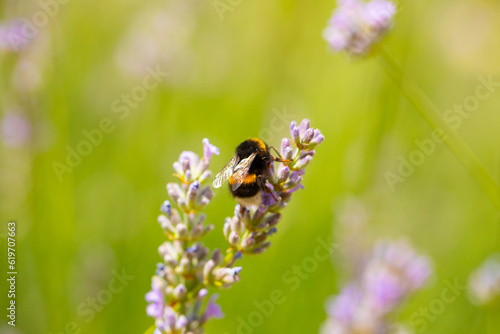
[202,294,225,322]
[146,278,165,320]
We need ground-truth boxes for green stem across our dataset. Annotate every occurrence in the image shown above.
[143,324,156,334]
[379,48,500,210]
[222,246,238,267]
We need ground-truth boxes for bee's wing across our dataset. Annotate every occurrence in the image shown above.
[230,152,258,191]
[212,155,239,188]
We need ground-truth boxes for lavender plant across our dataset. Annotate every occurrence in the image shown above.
[323,0,500,209]
[323,0,396,56]
[145,120,323,334]
[321,239,432,334]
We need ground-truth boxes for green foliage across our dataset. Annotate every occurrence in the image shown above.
[1,0,500,333]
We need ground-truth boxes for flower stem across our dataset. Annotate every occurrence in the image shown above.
[379,48,500,210]
[222,247,238,267]
[144,324,156,334]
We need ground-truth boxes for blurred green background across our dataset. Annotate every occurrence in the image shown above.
[1,0,500,333]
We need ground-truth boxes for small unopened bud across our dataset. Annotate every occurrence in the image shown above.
[291,124,300,144]
[179,257,191,273]
[160,200,172,215]
[299,119,311,133]
[158,215,175,235]
[167,183,183,203]
[176,315,188,330]
[228,231,240,246]
[264,213,281,227]
[197,288,208,300]
[164,254,178,267]
[190,223,203,239]
[187,181,200,206]
[211,249,222,264]
[202,224,214,237]
[241,237,255,250]
[173,284,187,300]
[301,127,315,143]
[251,242,271,254]
[309,133,324,147]
[281,138,292,157]
[199,170,211,183]
[176,223,188,238]
[203,259,216,280]
[277,166,290,183]
[294,155,313,170]
[266,227,278,236]
[177,198,189,212]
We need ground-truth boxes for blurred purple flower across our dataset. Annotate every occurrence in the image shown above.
[363,264,403,310]
[203,294,225,321]
[1,112,31,148]
[326,284,362,326]
[146,280,165,320]
[172,139,219,185]
[155,306,187,333]
[372,240,432,291]
[405,255,433,289]
[203,138,220,162]
[0,20,30,52]
[323,0,396,55]
[363,0,396,29]
[322,239,432,333]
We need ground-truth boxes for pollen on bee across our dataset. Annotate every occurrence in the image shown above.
[242,174,257,185]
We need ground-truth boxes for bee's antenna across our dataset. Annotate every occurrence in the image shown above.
[269,146,291,163]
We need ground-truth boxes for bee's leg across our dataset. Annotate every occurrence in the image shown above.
[269,146,292,163]
[259,175,279,202]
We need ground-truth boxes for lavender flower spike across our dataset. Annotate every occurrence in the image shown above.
[146,139,224,334]
[321,239,432,334]
[147,124,323,333]
[323,0,396,56]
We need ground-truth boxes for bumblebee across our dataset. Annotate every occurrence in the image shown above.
[213,138,281,207]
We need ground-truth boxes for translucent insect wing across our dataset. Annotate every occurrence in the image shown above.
[230,152,257,191]
[212,155,238,188]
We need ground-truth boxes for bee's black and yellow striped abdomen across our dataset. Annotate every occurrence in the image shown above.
[229,138,273,206]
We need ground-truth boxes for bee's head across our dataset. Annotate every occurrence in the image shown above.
[237,138,269,158]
